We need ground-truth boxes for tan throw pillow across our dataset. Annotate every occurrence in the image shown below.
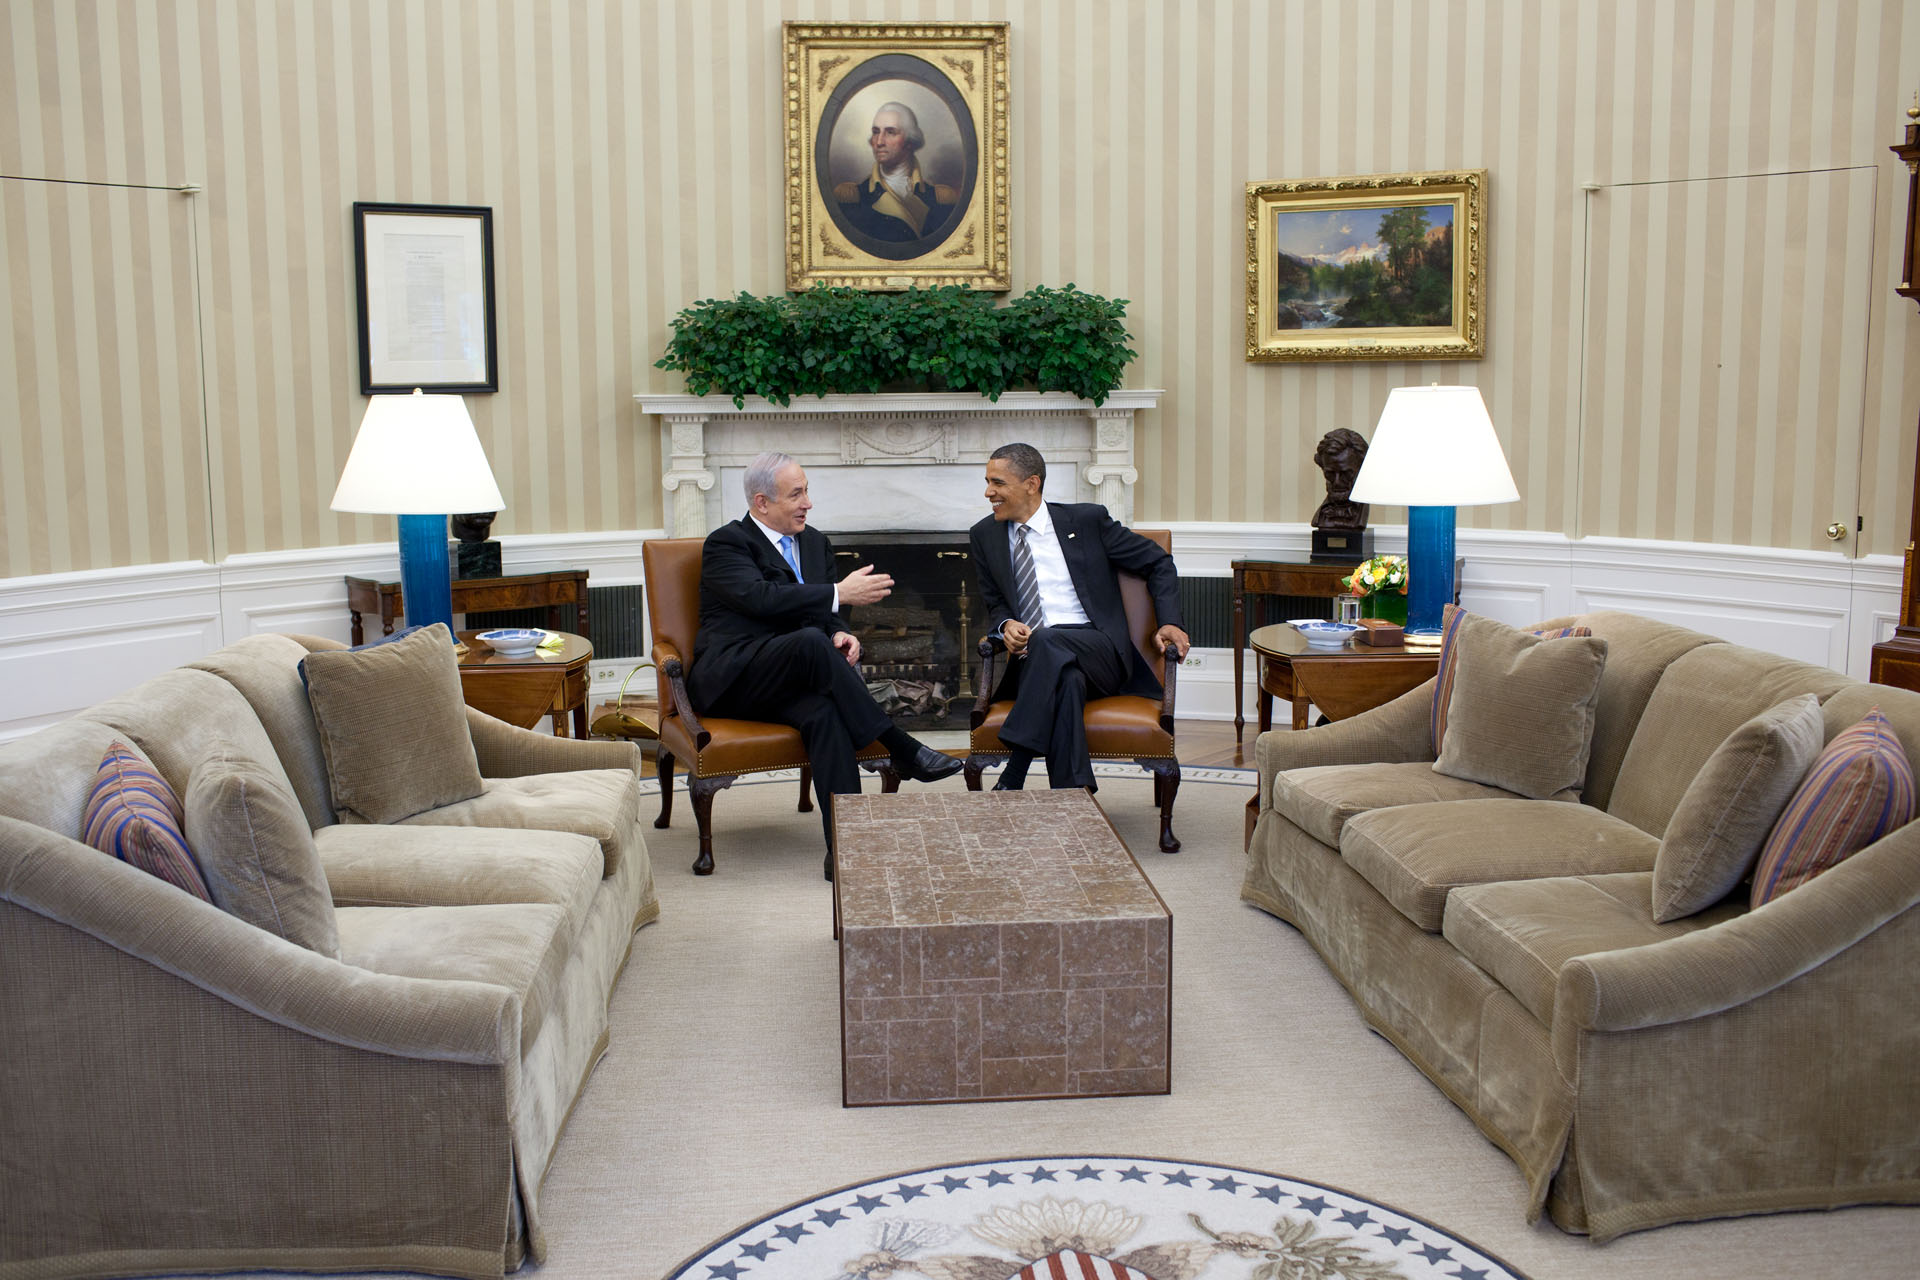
[301,623,483,823]
[185,752,341,957]
[1650,693,1824,922]
[1432,610,1609,800]
[1431,603,1594,754]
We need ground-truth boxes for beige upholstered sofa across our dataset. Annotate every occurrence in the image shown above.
[1244,610,1920,1242]
[0,633,659,1279]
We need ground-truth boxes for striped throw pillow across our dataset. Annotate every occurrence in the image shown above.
[1751,708,1915,907]
[1431,604,1593,754]
[82,741,214,902]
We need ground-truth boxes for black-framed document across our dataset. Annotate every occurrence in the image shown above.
[352,201,498,394]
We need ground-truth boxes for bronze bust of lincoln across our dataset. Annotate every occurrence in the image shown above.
[1310,428,1370,531]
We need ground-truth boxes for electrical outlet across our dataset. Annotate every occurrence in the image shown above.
[590,664,624,685]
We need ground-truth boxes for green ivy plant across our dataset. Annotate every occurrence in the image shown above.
[656,284,1136,408]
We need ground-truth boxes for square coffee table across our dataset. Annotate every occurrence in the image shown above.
[833,789,1171,1106]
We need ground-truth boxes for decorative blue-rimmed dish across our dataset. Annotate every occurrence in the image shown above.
[477,627,546,657]
[1293,619,1362,649]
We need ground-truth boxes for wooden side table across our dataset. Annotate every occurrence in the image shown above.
[347,570,589,645]
[1232,560,1364,739]
[1231,557,1462,739]
[1249,622,1440,733]
[455,630,593,737]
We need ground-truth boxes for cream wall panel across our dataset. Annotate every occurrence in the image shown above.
[0,178,210,577]
[0,0,1915,577]
[1581,169,1879,553]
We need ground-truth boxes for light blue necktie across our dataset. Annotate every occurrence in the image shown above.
[779,534,802,582]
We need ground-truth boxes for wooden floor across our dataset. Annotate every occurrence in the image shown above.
[587,700,1260,778]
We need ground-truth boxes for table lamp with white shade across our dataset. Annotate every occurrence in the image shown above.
[1349,384,1519,639]
[330,389,505,634]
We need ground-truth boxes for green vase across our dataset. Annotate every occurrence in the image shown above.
[1363,593,1409,626]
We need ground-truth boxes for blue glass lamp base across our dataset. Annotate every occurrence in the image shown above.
[1406,505,1456,635]
[396,513,455,634]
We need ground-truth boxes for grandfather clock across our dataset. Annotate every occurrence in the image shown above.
[1871,100,1920,692]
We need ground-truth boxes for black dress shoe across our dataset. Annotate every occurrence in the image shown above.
[823,847,835,882]
[898,744,964,784]
[991,777,1024,792]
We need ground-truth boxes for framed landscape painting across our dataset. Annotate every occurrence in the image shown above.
[783,21,1010,291]
[1245,170,1486,362]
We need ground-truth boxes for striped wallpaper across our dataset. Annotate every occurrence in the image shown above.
[2,0,1917,581]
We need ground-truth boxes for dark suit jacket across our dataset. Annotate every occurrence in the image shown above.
[687,516,844,712]
[968,502,1183,701]
[834,176,956,243]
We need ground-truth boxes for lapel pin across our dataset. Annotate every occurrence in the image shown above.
[1068,532,1077,539]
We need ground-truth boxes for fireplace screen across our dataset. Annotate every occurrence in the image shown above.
[828,531,980,732]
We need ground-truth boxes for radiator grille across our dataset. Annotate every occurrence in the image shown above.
[1177,576,1333,649]
[467,583,648,658]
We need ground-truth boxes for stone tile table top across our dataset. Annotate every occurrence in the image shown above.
[834,789,1172,1106]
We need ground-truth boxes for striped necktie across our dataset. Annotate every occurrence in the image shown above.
[778,534,802,582]
[1011,522,1046,630]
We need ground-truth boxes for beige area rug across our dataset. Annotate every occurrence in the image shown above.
[533,770,1919,1280]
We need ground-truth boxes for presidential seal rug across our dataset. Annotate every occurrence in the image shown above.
[663,1156,1529,1280]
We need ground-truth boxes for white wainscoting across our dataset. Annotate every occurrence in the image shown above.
[0,532,658,742]
[1161,522,1903,726]
[0,523,1904,740]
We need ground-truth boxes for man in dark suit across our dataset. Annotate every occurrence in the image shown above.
[969,443,1190,791]
[689,451,962,876]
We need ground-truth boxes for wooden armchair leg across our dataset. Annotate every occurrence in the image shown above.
[654,751,676,829]
[688,775,736,876]
[798,764,813,812]
[1138,757,1181,853]
[963,755,998,791]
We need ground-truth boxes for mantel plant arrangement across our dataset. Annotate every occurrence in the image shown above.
[1342,553,1410,625]
[656,284,1137,408]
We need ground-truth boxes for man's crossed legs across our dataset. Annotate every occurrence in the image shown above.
[993,623,1128,792]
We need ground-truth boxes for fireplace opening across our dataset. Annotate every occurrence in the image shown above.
[826,530,982,732]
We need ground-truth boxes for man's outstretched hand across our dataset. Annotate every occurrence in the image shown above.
[838,564,894,607]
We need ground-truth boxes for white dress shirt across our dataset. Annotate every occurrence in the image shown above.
[1010,503,1090,628]
[751,515,838,612]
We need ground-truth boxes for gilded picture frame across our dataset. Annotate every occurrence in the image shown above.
[784,21,1010,291]
[1245,169,1486,362]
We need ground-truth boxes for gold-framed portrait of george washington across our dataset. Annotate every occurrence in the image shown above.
[784,21,1009,291]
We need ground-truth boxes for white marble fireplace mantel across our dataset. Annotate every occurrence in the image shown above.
[636,390,1163,536]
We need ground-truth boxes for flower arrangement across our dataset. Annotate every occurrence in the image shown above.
[1342,554,1409,598]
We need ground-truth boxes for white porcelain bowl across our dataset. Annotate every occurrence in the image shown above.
[477,627,546,656]
[1293,620,1362,649]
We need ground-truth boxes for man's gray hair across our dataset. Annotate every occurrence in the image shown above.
[990,442,1046,488]
[874,102,924,151]
[744,451,799,505]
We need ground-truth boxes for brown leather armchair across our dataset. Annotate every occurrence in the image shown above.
[642,538,895,875]
[963,529,1183,852]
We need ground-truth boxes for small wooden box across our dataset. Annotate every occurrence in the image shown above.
[1354,619,1404,646]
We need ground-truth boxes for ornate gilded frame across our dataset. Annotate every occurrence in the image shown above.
[784,21,1009,291]
[1245,169,1486,362]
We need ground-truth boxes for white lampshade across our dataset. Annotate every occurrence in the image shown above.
[330,389,506,515]
[1350,384,1520,508]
